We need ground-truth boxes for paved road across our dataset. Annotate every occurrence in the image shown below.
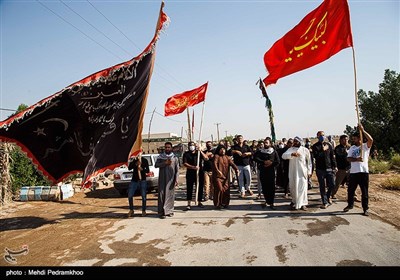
[64,173,400,267]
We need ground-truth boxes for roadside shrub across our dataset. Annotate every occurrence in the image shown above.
[369,159,390,174]
[380,176,400,191]
[390,154,400,170]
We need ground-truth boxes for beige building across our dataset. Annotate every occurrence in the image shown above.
[142,132,186,154]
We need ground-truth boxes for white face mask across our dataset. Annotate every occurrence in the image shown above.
[279,144,284,149]
[189,146,195,151]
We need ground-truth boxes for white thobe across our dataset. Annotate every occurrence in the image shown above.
[282,146,312,209]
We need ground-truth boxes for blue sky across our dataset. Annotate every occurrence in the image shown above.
[1,0,399,142]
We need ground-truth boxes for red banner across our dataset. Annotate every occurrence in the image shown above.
[263,0,353,86]
[164,82,208,117]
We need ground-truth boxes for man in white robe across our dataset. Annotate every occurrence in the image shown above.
[282,137,312,210]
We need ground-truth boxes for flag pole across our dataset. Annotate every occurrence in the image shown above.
[186,107,192,142]
[352,47,363,158]
[147,107,156,153]
[192,109,195,141]
[195,100,206,205]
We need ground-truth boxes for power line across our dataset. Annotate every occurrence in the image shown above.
[36,0,124,61]
[86,0,187,91]
[38,0,188,98]
[86,0,143,52]
[154,111,181,123]
[0,108,17,112]
[60,0,133,57]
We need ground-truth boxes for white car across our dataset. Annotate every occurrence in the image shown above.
[113,154,159,196]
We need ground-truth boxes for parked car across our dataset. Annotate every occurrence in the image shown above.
[113,154,160,196]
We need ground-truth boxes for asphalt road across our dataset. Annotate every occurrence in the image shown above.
[64,173,400,267]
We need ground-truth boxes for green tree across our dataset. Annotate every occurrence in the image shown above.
[8,104,51,192]
[10,146,51,192]
[350,69,400,157]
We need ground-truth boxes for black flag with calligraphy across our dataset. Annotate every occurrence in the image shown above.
[0,4,169,187]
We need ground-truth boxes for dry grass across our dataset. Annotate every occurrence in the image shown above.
[369,159,391,174]
[380,175,400,191]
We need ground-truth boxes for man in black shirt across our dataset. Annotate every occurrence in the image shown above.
[183,141,208,210]
[203,141,215,201]
[332,135,350,199]
[232,135,254,198]
[312,131,337,209]
[127,156,150,217]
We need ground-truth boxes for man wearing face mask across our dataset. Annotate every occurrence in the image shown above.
[304,138,314,190]
[312,131,337,209]
[277,139,292,198]
[183,141,209,210]
[254,138,280,210]
[203,141,215,201]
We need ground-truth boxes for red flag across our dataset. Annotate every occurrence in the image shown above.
[164,82,208,117]
[263,0,353,86]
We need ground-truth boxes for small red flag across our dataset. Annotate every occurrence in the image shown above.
[164,82,208,117]
[263,0,353,86]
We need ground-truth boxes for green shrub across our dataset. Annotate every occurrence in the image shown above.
[380,176,400,190]
[390,154,400,169]
[369,159,390,174]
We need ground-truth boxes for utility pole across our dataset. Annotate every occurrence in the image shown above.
[214,123,221,143]
[225,130,228,139]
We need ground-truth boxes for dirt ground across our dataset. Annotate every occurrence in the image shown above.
[0,171,399,266]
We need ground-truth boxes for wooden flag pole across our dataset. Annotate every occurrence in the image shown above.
[147,107,156,153]
[195,101,206,205]
[186,107,192,142]
[352,47,363,158]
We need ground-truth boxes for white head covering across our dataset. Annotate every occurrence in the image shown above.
[294,136,303,144]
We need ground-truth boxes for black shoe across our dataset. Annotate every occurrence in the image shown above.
[198,202,204,208]
[166,213,174,217]
[363,210,369,216]
[270,205,276,210]
[160,215,166,219]
[343,205,353,212]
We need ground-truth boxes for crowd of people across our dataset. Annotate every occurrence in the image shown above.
[127,125,373,219]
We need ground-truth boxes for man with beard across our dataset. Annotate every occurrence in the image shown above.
[254,138,280,210]
[155,142,180,219]
[343,125,373,216]
[282,137,312,211]
[212,145,239,209]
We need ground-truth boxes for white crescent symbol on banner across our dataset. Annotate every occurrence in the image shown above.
[43,118,69,131]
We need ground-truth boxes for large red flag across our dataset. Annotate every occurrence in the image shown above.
[164,82,208,117]
[263,0,353,86]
